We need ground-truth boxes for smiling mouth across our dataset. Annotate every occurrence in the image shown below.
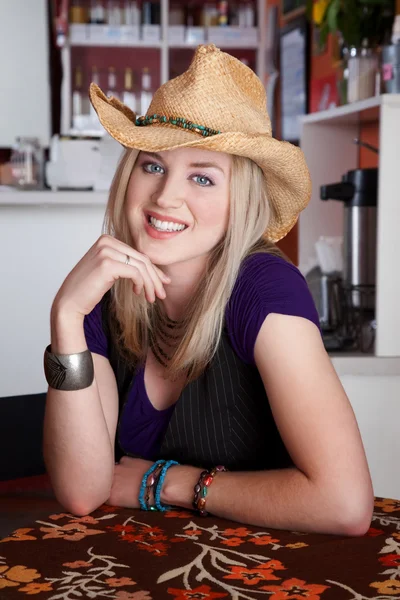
[147,215,188,233]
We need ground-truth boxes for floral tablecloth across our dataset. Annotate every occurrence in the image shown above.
[1,497,400,600]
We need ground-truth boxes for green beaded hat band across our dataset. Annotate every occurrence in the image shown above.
[89,44,311,242]
[136,114,220,137]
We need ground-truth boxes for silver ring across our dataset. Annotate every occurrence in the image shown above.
[125,255,130,266]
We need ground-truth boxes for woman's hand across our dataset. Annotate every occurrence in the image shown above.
[52,234,170,321]
[106,456,155,508]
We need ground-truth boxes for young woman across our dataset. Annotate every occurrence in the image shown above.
[43,44,374,535]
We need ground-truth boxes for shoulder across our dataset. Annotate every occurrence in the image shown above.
[236,251,304,283]
[225,252,320,364]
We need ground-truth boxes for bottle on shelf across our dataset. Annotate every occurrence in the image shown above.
[228,2,239,26]
[123,67,138,112]
[107,0,122,25]
[72,66,83,118]
[90,66,100,122]
[107,66,120,99]
[239,0,254,27]
[70,0,87,24]
[217,1,229,26]
[124,0,140,25]
[90,0,106,24]
[186,1,196,27]
[169,2,185,25]
[201,3,218,27]
[140,67,153,115]
[142,1,152,24]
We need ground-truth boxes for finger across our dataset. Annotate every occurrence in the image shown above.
[125,253,168,301]
[98,237,169,295]
[153,265,171,284]
[98,247,159,302]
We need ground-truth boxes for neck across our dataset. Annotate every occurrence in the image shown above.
[158,255,207,320]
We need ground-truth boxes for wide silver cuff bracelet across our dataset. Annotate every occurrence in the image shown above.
[44,345,94,391]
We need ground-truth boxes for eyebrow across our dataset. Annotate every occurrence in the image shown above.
[141,152,226,175]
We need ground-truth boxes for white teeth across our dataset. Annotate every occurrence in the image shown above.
[149,216,186,232]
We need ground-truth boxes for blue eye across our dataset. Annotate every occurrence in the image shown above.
[193,174,213,187]
[143,162,164,174]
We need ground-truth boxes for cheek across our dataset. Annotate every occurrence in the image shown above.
[196,190,230,230]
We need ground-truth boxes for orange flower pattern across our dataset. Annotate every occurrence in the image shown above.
[261,577,330,599]
[0,495,398,599]
[374,498,400,513]
[18,582,54,595]
[167,584,228,598]
[0,528,36,543]
[0,565,41,590]
[370,579,400,595]
[223,560,286,585]
[40,522,105,541]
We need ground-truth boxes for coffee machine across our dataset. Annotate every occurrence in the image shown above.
[319,168,378,351]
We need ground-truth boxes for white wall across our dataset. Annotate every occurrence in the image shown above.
[0,0,51,147]
[0,198,105,395]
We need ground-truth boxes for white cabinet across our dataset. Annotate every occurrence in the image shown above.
[300,95,400,358]
[0,0,51,147]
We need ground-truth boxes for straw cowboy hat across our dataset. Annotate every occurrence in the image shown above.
[89,44,311,242]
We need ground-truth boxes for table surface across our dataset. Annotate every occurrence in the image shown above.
[1,479,400,600]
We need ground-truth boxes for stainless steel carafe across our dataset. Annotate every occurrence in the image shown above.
[320,168,378,309]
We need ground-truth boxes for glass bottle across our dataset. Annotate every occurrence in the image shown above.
[9,137,44,189]
[107,66,120,99]
[122,67,137,112]
[90,66,100,122]
[72,66,83,118]
[140,67,152,115]
[70,0,87,23]
[124,0,140,25]
[90,0,106,24]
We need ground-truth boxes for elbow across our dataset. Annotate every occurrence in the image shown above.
[60,500,102,517]
[332,487,375,537]
[52,484,112,517]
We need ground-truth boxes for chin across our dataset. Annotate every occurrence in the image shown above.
[135,243,176,266]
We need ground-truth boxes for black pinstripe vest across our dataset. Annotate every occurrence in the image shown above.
[101,293,293,472]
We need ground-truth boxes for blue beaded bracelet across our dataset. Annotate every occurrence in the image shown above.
[139,460,165,511]
[154,460,179,512]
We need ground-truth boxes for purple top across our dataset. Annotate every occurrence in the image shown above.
[84,253,320,459]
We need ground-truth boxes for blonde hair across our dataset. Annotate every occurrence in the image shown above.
[104,148,285,382]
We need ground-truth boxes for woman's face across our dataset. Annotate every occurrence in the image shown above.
[125,147,231,267]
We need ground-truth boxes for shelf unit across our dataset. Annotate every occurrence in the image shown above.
[300,93,400,358]
[61,0,266,135]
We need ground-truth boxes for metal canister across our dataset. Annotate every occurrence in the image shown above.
[382,44,400,93]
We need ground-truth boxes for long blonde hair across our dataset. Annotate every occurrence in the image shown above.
[104,147,285,381]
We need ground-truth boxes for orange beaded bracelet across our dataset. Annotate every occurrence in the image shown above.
[192,465,227,517]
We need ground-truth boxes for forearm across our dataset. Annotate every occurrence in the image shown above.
[43,311,114,514]
[162,465,370,536]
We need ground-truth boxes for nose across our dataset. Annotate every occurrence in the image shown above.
[152,173,184,210]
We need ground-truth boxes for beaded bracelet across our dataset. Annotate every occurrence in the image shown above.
[139,460,165,511]
[193,465,227,517]
[144,462,164,511]
[154,460,179,512]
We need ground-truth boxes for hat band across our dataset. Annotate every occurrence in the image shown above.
[135,114,221,138]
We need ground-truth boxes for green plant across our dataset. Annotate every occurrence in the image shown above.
[307,0,395,48]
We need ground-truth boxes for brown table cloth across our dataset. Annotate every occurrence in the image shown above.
[0,485,400,599]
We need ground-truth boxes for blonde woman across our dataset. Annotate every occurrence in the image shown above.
[43,45,374,534]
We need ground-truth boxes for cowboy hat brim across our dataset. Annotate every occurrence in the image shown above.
[90,83,311,242]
